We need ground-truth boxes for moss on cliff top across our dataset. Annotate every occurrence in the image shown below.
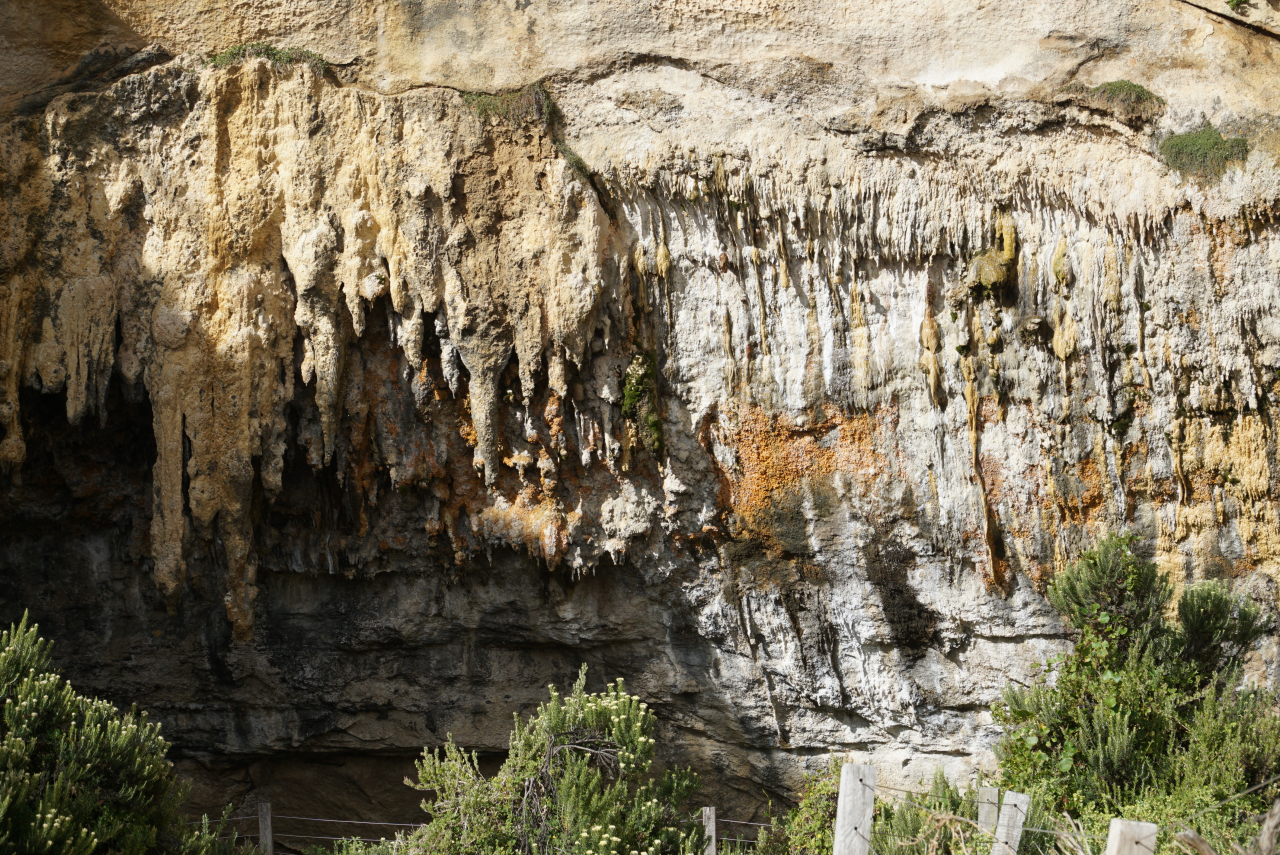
[1088,80,1163,109]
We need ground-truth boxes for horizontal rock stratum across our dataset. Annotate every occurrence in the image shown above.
[2,0,1280,819]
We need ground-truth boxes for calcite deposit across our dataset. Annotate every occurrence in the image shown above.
[3,0,1280,822]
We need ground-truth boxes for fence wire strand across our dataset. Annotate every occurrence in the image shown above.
[195,772,1280,853]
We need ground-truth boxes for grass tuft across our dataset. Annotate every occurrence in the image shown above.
[207,42,328,72]
[1062,79,1165,124]
[462,82,596,181]
[554,140,591,180]
[1160,124,1249,182]
[461,82,555,128]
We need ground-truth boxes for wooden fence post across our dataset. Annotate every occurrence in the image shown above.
[978,787,1000,833]
[258,798,273,855]
[1103,819,1158,855]
[702,806,716,855]
[834,763,876,855]
[990,791,1029,855]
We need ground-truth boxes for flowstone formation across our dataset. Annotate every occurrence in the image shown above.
[4,0,1280,820]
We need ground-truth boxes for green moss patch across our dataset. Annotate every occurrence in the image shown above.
[461,82,555,128]
[1089,80,1163,110]
[622,353,663,456]
[207,42,328,72]
[1160,124,1249,182]
[1062,80,1164,124]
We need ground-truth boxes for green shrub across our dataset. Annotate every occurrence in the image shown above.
[1160,125,1249,181]
[742,761,841,855]
[207,43,328,72]
[995,533,1278,853]
[0,613,253,855]
[302,840,398,855]
[355,667,703,855]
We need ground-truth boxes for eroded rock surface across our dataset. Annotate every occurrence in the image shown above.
[4,0,1280,821]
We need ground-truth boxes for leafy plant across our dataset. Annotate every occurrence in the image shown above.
[742,761,841,855]
[995,533,1278,853]
[302,840,400,855]
[0,613,254,855]
[1160,125,1249,182]
[367,666,703,855]
[207,43,328,72]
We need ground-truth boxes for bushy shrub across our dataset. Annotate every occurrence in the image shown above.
[995,534,1278,852]
[743,761,841,855]
[327,668,703,855]
[302,841,398,855]
[0,613,252,855]
[1160,125,1249,182]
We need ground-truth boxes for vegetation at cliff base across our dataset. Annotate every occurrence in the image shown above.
[1160,124,1249,181]
[712,532,1280,855]
[723,765,1057,855]
[0,614,251,855]
[207,42,328,71]
[323,667,704,854]
[995,533,1280,852]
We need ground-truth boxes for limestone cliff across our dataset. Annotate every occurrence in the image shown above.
[3,0,1280,821]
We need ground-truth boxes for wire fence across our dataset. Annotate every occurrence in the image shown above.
[194,765,1279,854]
[704,764,1272,855]
[187,806,426,851]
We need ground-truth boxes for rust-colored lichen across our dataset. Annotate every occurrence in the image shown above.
[717,404,893,557]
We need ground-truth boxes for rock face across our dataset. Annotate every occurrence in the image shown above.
[4,0,1280,823]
